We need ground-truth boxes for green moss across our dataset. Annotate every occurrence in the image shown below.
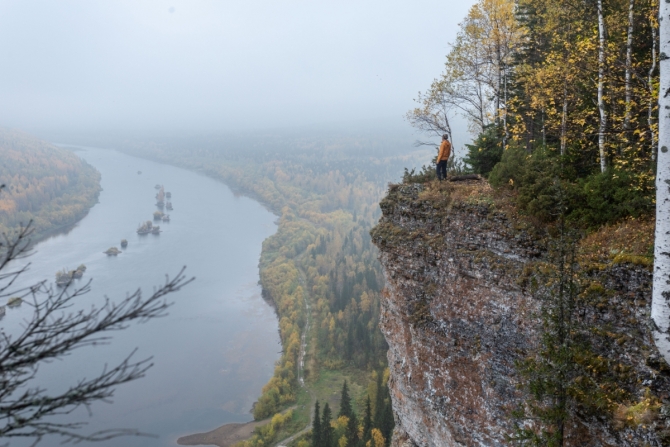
[614,390,661,429]
[409,298,434,328]
[611,253,653,268]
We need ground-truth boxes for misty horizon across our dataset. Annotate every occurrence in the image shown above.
[0,0,475,144]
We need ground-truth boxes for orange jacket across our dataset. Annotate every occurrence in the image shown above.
[437,140,451,162]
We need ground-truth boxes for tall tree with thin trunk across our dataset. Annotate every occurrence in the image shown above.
[561,83,568,156]
[598,0,608,172]
[652,0,670,364]
[649,9,658,160]
[312,401,322,447]
[338,380,352,419]
[624,0,635,133]
[322,403,333,447]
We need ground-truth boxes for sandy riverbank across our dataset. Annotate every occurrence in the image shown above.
[176,419,269,447]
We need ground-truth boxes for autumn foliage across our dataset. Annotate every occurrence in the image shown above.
[0,129,100,240]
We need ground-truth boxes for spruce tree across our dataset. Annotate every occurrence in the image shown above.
[362,395,373,444]
[346,411,360,447]
[312,400,322,447]
[380,400,394,446]
[373,372,385,429]
[338,380,353,419]
[511,212,585,446]
[322,402,334,447]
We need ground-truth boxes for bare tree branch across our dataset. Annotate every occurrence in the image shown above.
[0,221,194,444]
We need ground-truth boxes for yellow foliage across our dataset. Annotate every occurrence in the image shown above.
[614,390,661,428]
[368,428,385,447]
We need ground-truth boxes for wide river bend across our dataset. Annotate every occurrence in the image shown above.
[3,147,280,446]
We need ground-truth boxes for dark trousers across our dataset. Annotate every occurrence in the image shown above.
[436,160,447,180]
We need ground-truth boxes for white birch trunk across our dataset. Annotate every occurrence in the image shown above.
[652,0,670,364]
[650,20,658,160]
[624,0,635,131]
[598,0,607,172]
[496,47,502,128]
[503,65,508,148]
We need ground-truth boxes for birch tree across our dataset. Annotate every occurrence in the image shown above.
[624,0,635,132]
[407,0,520,141]
[598,0,608,172]
[652,0,670,363]
[649,5,658,159]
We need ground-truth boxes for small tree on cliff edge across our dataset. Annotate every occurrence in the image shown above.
[511,221,580,446]
[0,223,192,444]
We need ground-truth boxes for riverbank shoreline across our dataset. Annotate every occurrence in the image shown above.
[176,420,268,447]
[24,194,100,248]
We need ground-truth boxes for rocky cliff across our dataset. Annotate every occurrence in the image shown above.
[371,180,670,446]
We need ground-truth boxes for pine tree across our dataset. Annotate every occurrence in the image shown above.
[362,396,373,444]
[312,400,322,447]
[322,402,334,447]
[338,381,353,419]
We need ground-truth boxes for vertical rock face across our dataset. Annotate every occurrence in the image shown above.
[372,182,667,447]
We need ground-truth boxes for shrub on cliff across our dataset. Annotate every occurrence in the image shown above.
[489,146,567,222]
[463,125,504,177]
[489,146,654,227]
[569,169,655,228]
[402,165,436,183]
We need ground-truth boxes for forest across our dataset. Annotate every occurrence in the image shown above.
[118,130,421,446]
[404,0,662,444]
[0,129,101,242]
[410,0,658,230]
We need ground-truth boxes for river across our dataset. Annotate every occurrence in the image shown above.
[2,147,281,446]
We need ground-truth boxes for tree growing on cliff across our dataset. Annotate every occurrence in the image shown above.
[0,223,192,444]
[511,223,581,446]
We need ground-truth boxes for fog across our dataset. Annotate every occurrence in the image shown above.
[0,0,475,140]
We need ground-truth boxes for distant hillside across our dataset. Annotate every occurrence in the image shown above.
[0,129,101,242]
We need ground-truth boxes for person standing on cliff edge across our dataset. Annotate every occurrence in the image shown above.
[436,134,452,181]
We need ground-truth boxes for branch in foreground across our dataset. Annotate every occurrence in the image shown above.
[0,239,194,444]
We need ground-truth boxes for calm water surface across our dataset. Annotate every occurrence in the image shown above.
[3,147,280,446]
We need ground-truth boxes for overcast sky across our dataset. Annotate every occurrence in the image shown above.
[0,0,476,136]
